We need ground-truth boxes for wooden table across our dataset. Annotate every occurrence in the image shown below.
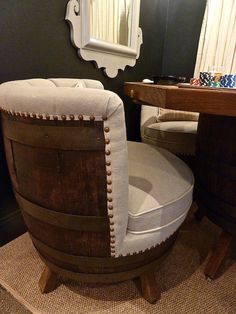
[124,82,236,279]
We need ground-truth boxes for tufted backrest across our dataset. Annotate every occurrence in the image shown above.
[0,78,129,257]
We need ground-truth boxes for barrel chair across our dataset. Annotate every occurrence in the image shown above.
[141,105,199,156]
[0,78,194,303]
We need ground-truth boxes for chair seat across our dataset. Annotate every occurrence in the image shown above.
[120,141,194,256]
[143,121,198,155]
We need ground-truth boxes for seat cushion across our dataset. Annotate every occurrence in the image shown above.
[119,141,194,256]
[143,121,198,155]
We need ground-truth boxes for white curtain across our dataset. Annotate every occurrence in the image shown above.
[194,0,236,77]
[89,0,132,46]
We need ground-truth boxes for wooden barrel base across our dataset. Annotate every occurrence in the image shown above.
[32,232,177,284]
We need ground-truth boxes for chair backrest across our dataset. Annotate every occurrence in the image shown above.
[0,78,129,257]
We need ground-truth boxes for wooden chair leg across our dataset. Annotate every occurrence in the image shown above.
[139,271,161,303]
[204,230,232,280]
[39,266,58,293]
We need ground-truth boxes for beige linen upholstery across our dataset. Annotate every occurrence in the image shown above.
[0,79,194,257]
[158,108,199,122]
[141,105,198,156]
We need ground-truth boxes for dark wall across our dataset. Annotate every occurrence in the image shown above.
[162,0,207,80]
[0,0,168,141]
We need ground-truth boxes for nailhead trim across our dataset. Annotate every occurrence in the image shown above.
[0,110,106,122]
[103,119,117,257]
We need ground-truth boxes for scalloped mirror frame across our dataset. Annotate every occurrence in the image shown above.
[66,0,143,78]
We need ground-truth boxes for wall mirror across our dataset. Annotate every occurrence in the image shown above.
[66,0,142,78]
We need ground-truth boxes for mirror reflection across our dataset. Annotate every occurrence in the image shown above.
[89,0,133,47]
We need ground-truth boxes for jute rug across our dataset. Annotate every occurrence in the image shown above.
[0,212,236,314]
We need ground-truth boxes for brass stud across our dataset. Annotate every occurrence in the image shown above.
[104,127,110,133]
[110,240,115,244]
[32,113,36,118]
[102,115,107,121]
[109,214,114,218]
[105,139,110,145]
[108,205,113,210]
[106,161,111,166]
[105,150,111,156]
[39,114,43,119]
[53,115,58,121]
[111,245,115,249]
[61,115,66,121]
[110,227,114,232]
[107,170,112,176]
[46,114,50,120]
[107,179,112,185]
[90,115,95,121]
[110,221,114,226]
[26,113,31,118]
[78,114,83,121]
[107,188,112,194]
[16,112,21,117]
[70,114,75,120]
[107,197,113,202]
[110,235,115,239]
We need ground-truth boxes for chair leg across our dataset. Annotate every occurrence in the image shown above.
[139,271,161,303]
[204,230,232,280]
[39,266,58,293]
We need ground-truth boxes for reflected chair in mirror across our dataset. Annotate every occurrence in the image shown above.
[0,79,194,303]
[141,105,199,156]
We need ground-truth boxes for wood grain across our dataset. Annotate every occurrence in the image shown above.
[124,82,236,116]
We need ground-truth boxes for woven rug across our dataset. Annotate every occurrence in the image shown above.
[0,212,236,314]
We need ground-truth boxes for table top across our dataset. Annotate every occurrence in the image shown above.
[124,82,236,117]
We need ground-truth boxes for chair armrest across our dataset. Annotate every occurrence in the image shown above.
[140,105,159,138]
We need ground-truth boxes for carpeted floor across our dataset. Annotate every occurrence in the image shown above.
[0,210,236,314]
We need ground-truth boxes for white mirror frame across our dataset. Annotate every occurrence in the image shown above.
[66,0,143,78]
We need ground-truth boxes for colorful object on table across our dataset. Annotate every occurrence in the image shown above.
[190,78,200,86]
[220,75,236,88]
[199,72,211,86]
[209,72,223,87]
